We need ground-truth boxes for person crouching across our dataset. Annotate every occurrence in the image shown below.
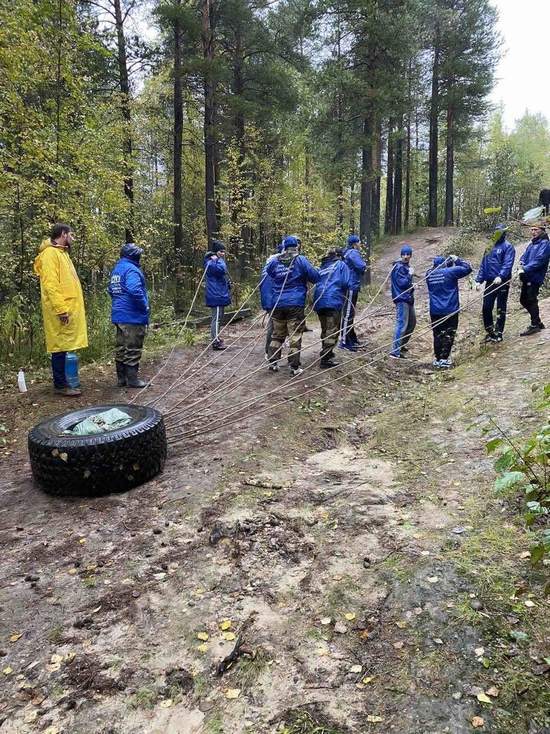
[314,249,351,368]
[108,243,150,388]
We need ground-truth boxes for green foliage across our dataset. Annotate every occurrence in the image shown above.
[487,385,550,567]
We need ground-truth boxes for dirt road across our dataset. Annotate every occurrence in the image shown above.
[0,229,548,734]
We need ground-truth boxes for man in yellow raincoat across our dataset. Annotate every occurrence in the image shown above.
[34,223,88,396]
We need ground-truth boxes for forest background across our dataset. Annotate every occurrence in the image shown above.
[1,0,549,369]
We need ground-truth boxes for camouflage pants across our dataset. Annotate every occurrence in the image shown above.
[317,308,340,362]
[115,323,146,367]
[268,306,305,369]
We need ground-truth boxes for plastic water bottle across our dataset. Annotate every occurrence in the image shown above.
[65,352,81,388]
[17,369,27,393]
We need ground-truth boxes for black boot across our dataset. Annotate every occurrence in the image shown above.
[520,324,543,337]
[126,364,148,388]
[115,361,127,387]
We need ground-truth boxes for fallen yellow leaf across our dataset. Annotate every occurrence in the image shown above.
[366,715,383,723]
[219,619,232,631]
[477,693,492,705]
[225,688,241,699]
[471,716,484,728]
[395,620,407,629]
[50,654,63,664]
[344,612,356,621]
[197,643,208,653]
[2,667,13,675]
[197,632,209,641]
[160,699,173,708]
[79,538,86,544]
[64,652,76,663]
[349,664,362,673]
[223,632,236,641]
[9,633,22,643]
[44,728,59,734]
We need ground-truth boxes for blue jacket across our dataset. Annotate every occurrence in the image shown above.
[426,258,472,315]
[313,256,352,312]
[342,246,366,291]
[391,261,414,304]
[204,255,231,307]
[108,257,149,325]
[266,250,320,308]
[476,238,515,282]
[520,234,550,286]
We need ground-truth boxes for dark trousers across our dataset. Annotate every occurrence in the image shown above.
[51,351,66,388]
[340,289,359,344]
[210,306,225,344]
[265,315,274,355]
[519,281,542,326]
[431,312,459,360]
[115,323,146,366]
[317,308,340,362]
[482,280,510,334]
[269,306,305,369]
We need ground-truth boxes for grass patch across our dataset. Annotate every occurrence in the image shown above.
[128,686,158,709]
[279,709,345,734]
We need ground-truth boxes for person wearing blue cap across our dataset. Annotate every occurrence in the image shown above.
[475,224,515,342]
[518,222,550,336]
[204,239,231,350]
[108,243,150,387]
[339,234,367,351]
[313,248,352,368]
[426,254,472,368]
[266,235,320,375]
[389,244,416,359]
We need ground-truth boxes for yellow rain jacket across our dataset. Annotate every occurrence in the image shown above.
[34,239,88,353]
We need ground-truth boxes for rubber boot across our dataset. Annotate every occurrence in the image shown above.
[126,364,148,388]
[115,361,127,387]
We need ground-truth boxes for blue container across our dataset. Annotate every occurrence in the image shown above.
[65,352,81,388]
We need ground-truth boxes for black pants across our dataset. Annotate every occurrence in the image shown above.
[340,289,359,344]
[482,280,510,335]
[519,281,542,326]
[431,312,459,360]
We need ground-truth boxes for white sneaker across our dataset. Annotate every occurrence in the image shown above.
[290,366,303,377]
[268,363,279,372]
[432,359,442,368]
[439,359,453,369]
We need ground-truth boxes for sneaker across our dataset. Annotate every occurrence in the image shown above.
[484,332,498,343]
[290,366,303,377]
[495,332,503,342]
[338,342,358,352]
[439,358,453,369]
[320,359,339,369]
[268,363,279,373]
[400,345,408,353]
[212,340,227,350]
[520,324,543,337]
[389,353,405,360]
[54,386,82,397]
[432,359,442,368]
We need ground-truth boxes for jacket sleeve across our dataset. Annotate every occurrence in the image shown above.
[340,262,353,290]
[448,259,472,279]
[125,270,148,312]
[266,257,287,281]
[476,255,486,283]
[394,264,412,292]
[523,242,550,274]
[348,249,367,274]
[206,258,226,277]
[299,256,321,284]
[40,249,70,314]
[499,244,516,279]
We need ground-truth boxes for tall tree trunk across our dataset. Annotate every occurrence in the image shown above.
[359,116,373,285]
[428,38,440,227]
[384,119,395,235]
[349,174,356,233]
[404,62,412,231]
[372,118,382,240]
[113,0,134,242]
[304,146,312,241]
[444,103,454,226]
[393,117,403,235]
[202,0,218,245]
[173,0,185,311]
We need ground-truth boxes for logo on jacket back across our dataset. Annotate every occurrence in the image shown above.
[110,274,123,294]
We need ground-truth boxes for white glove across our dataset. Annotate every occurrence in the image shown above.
[408,266,415,276]
[475,282,482,291]
[493,276,502,285]
[448,254,458,262]
[518,267,524,274]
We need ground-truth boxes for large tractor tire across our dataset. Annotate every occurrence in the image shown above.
[28,404,167,498]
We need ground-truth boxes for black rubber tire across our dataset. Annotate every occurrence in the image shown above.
[28,404,167,497]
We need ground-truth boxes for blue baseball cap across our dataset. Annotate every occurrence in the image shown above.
[401,244,413,256]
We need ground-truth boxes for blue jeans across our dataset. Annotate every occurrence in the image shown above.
[391,302,416,356]
[51,351,67,388]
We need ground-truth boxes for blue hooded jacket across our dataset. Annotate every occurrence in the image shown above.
[520,233,550,286]
[108,244,149,325]
[476,237,516,282]
[391,261,414,304]
[266,249,320,308]
[426,257,472,315]
[313,255,352,312]
[260,244,284,311]
[204,254,231,307]
[342,246,367,292]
